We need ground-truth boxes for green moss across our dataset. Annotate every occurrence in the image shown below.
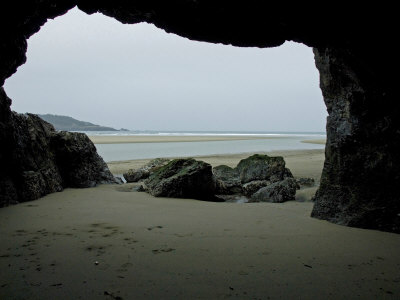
[236,154,285,170]
[214,165,235,172]
[147,158,208,181]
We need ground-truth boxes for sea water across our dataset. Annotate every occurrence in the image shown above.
[86,131,325,162]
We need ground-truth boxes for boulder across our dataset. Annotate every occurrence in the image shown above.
[144,158,217,201]
[123,158,169,182]
[236,154,292,184]
[19,169,63,201]
[213,165,242,194]
[8,112,65,202]
[124,169,150,183]
[296,177,315,187]
[0,105,118,206]
[113,176,125,185]
[250,178,298,203]
[51,131,117,188]
[242,180,270,196]
[145,158,170,169]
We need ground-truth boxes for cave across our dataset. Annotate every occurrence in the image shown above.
[0,2,398,233]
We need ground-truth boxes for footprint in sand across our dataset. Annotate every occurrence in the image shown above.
[147,225,163,231]
[104,290,123,300]
[13,229,28,237]
[152,248,176,254]
[174,233,193,238]
[121,262,133,268]
[86,223,122,237]
[85,245,108,257]
[115,262,133,273]
[122,237,138,244]
[90,223,107,228]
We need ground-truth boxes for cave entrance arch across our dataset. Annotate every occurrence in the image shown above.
[5,8,326,135]
[4,7,327,203]
[0,3,398,233]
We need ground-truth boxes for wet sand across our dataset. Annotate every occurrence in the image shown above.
[301,139,326,145]
[1,149,399,299]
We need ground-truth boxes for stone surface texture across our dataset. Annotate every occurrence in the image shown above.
[236,154,292,184]
[213,165,242,195]
[242,180,271,197]
[123,158,169,183]
[214,154,296,202]
[0,92,116,206]
[144,158,216,201]
[0,2,398,231]
[311,48,400,232]
[51,131,116,188]
[250,178,298,203]
[296,178,315,188]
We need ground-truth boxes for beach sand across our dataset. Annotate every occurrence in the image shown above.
[108,149,325,177]
[301,139,326,145]
[1,148,399,299]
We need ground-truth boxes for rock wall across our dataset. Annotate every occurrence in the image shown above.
[311,47,400,232]
[0,88,19,205]
[0,88,116,206]
[0,2,398,231]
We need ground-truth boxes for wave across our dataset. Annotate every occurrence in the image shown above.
[79,130,326,138]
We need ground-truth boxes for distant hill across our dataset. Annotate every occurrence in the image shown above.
[38,114,124,131]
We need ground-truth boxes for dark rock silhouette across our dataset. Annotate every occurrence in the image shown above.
[311,48,400,232]
[139,155,296,203]
[124,169,149,183]
[123,158,169,183]
[51,131,116,188]
[236,154,293,184]
[143,158,217,201]
[296,178,315,188]
[0,3,398,231]
[214,154,296,202]
[250,178,298,203]
[242,180,271,197]
[213,165,242,194]
[0,92,117,206]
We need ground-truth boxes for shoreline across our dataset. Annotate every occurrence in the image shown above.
[91,135,326,163]
[88,135,283,144]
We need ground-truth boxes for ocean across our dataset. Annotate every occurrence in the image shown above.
[86,131,326,162]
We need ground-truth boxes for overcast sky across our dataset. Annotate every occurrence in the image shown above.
[5,7,327,132]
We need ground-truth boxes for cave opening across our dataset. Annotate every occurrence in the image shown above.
[2,3,398,233]
[4,7,327,163]
[1,3,399,299]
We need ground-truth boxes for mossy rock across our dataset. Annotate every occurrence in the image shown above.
[144,158,217,201]
[236,154,291,184]
[123,158,170,183]
[213,165,242,194]
[250,178,298,203]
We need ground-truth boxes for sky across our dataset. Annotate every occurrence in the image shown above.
[4,7,327,132]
